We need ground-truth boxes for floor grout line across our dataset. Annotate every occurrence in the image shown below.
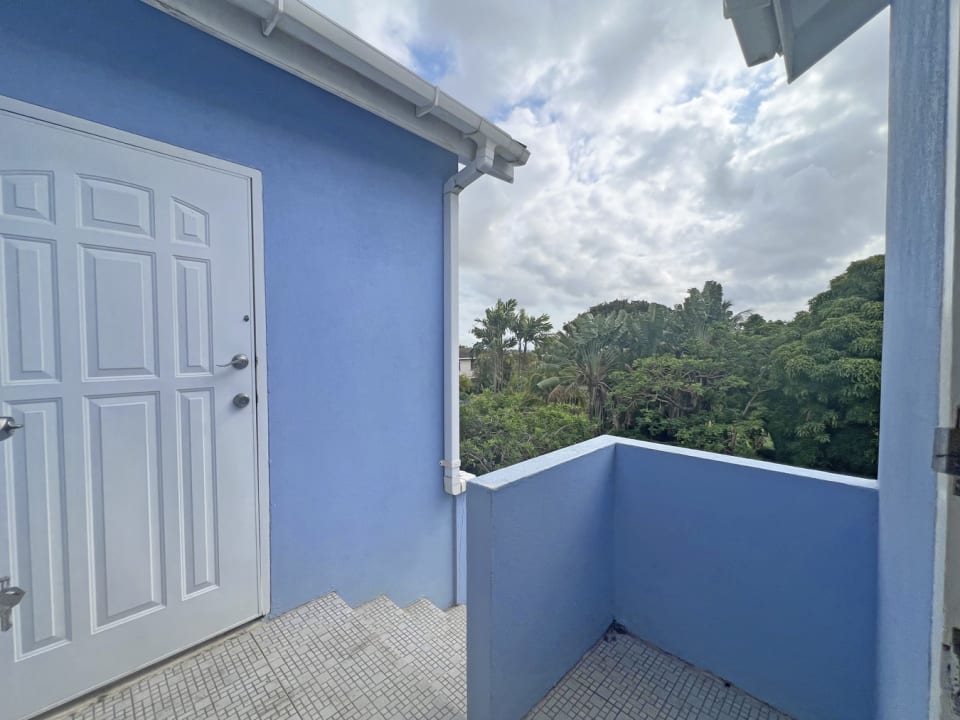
[249,625,304,720]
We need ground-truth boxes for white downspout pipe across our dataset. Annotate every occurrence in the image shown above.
[443,137,497,604]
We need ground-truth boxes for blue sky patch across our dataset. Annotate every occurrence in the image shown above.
[491,94,552,124]
[410,42,453,83]
[732,72,776,125]
[677,78,707,103]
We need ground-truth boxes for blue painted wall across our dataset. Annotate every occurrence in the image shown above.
[468,438,616,720]
[468,437,878,720]
[876,0,950,716]
[0,0,458,613]
[614,441,878,720]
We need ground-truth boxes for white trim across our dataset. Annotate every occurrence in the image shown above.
[141,0,529,182]
[0,94,272,617]
[442,163,488,601]
[0,96,260,182]
[442,187,463,499]
[726,0,889,82]
[250,172,271,617]
[933,1,960,716]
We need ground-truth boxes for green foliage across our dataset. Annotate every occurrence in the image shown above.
[609,355,768,457]
[471,298,519,392]
[537,311,629,425]
[513,309,553,358]
[459,391,597,475]
[765,255,884,476]
[470,299,554,391]
[661,280,736,356]
[461,255,884,478]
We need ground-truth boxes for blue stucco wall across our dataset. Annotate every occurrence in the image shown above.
[0,0,458,613]
[468,437,878,720]
[614,441,878,720]
[467,438,616,720]
[876,0,950,716]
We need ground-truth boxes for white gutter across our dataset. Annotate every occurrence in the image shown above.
[144,0,529,182]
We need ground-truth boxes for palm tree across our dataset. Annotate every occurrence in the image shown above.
[623,302,668,359]
[663,281,739,356]
[512,309,553,372]
[472,298,518,391]
[537,311,627,426]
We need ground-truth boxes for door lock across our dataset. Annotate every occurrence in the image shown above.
[0,576,25,632]
[0,417,23,442]
[218,353,250,370]
[233,393,251,409]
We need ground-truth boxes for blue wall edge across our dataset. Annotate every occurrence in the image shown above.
[467,439,616,720]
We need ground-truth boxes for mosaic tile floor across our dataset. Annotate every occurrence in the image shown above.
[47,594,466,720]
[525,632,794,720]
[46,594,791,720]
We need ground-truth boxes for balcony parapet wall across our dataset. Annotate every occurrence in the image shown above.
[467,436,878,720]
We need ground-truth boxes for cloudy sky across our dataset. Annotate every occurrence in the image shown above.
[309,1,889,342]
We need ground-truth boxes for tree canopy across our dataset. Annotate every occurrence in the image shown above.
[461,255,884,478]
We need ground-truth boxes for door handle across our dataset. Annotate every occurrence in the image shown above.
[0,417,23,442]
[217,353,250,370]
[0,576,26,632]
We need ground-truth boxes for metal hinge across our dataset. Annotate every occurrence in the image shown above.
[934,409,960,489]
[933,426,960,475]
[946,628,960,716]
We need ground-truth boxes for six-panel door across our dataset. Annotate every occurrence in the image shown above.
[0,108,262,720]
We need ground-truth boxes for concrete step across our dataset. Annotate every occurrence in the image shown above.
[345,594,466,715]
[353,595,407,641]
[445,603,466,624]
[253,592,379,686]
[402,599,466,708]
[347,594,466,713]
[43,591,467,720]
[406,597,447,625]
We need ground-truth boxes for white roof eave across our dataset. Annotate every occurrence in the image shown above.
[724,0,888,82]
[142,0,529,182]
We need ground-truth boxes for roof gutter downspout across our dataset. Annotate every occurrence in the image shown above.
[443,137,497,605]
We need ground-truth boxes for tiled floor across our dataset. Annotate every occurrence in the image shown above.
[525,631,793,720]
[46,594,790,720]
[47,594,466,720]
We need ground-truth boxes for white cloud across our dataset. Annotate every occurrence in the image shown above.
[307,0,889,341]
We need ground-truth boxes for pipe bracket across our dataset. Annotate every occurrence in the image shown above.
[416,85,441,118]
[262,0,284,36]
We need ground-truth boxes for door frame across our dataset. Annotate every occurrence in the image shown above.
[933,1,960,715]
[0,94,272,616]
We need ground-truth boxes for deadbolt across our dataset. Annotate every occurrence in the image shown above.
[233,393,251,409]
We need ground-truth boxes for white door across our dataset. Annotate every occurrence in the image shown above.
[0,105,263,720]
